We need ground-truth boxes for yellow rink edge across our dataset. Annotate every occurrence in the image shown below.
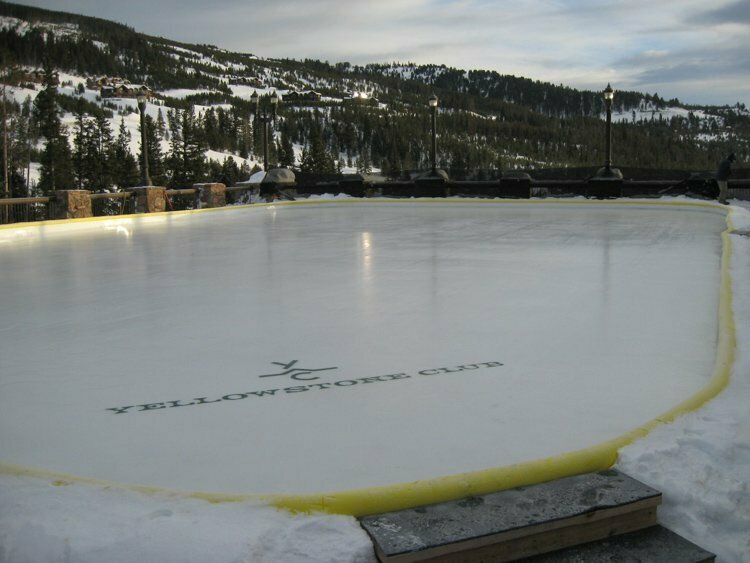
[0,198,737,517]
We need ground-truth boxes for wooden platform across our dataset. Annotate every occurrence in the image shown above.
[521,525,714,562]
[359,470,713,562]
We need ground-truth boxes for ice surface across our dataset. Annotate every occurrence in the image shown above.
[0,202,727,496]
[2,199,747,563]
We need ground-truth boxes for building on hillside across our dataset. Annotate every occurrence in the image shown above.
[5,68,50,88]
[228,77,263,88]
[343,91,379,106]
[18,68,48,84]
[94,77,153,99]
[283,90,322,103]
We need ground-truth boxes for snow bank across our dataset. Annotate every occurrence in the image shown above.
[617,201,750,563]
[0,474,375,563]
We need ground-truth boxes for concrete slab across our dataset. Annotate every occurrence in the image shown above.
[360,469,661,561]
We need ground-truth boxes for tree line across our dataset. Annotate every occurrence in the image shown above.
[3,64,747,198]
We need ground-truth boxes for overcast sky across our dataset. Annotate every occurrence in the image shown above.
[20,0,750,106]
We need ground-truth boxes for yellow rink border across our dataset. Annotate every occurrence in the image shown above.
[0,198,738,517]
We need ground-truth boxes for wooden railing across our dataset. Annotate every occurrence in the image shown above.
[0,197,51,224]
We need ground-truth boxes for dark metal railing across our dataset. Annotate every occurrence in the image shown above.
[0,197,51,224]
[225,186,256,205]
[90,192,134,217]
[166,189,198,211]
[729,186,750,201]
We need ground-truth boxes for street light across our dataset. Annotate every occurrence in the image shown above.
[137,92,152,186]
[604,84,614,173]
[251,90,280,172]
[428,94,438,175]
[595,83,622,179]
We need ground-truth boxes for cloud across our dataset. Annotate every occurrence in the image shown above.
[610,41,750,104]
[687,0,750,26]
[17,0,750,104]
[633,56,750,85]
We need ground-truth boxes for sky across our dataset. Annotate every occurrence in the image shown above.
[17,0,750,106]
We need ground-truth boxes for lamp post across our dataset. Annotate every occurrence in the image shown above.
[137,93,152,186]
[594,83,622,181]
[428,94,438,175]
[603,84,614,173]
[589,83,622,197]
[250,90,279,172]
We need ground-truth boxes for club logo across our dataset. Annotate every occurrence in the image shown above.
[105,361,504,415]
[258,360,338,381]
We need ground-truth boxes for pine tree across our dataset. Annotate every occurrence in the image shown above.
[356,144,373,174]
[300,122,335,174]
[238,161,251,181]
[142,114,165,185]
[237,117,251,159]
[34,62,73,193]
[112,117,139,189]
[219,156,240,186]
[156,108,167,140]
[167,107,205,187]
[1,91,32,197]
[71,101,87,189]
[277,130,295,168]
[202,107,219,150]
[87,112,114,191]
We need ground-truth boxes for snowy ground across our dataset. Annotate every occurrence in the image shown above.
[1,198,749,563]
[616,199,750,562]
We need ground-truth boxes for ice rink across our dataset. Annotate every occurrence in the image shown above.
[0,200,729,499]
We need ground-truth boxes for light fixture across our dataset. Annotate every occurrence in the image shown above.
[603,83,614,102]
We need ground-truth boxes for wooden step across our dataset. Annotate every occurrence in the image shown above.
[359,470,661,562]
[520,525,715,562]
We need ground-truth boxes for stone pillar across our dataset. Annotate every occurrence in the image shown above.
[52,190,92,219]
[338,177,365,198]
[586,177,623,199]
[194,183,226,208]
[413,169,450,198]
[129,186,168,213]
[499,173,532,199]
[261,168,297,202]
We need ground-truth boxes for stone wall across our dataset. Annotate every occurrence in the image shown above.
[52,190,93,220]
[129,187,168,213]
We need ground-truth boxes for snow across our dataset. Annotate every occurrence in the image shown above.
[617,199,750,562]
[0,15,78,39]
[1,77,258,184]
[0,477,375,563]
[160,88,216,99]
[607,104,720,129]
[4,84,38,107]
[0,199,749,562]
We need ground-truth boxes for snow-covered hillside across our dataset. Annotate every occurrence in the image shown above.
[2,3,748,192]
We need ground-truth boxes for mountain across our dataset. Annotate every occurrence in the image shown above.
[0,0,748,195]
